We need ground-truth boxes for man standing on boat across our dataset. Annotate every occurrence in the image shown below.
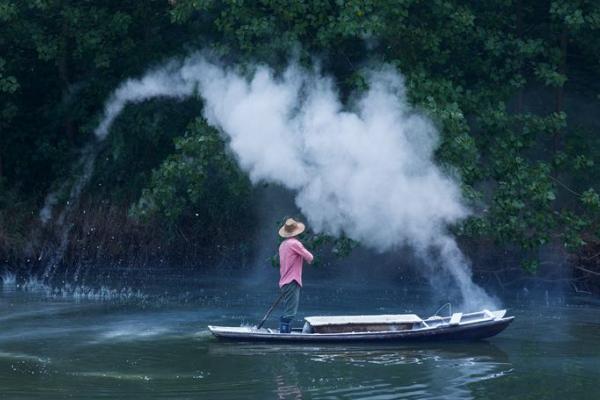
[278,218,314,333]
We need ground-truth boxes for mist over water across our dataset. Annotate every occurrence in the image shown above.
[95,54,496,311]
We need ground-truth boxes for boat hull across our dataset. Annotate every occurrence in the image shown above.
[208,317,514,343]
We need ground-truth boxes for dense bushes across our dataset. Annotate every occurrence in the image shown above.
[1,1,600,284]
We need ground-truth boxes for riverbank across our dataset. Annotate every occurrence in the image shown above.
[2,179,599,298]
[1,200,599,302]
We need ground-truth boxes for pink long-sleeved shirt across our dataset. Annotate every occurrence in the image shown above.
[279,237,314,287]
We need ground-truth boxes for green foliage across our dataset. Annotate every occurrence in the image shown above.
[581,188,600,209]
[0,0,191,195]
[522,259,539,274]
[535,63,567,87]
[2,0,600,271]
[90,98,203,202]
[0,57,18,129]
[131,118,252,244]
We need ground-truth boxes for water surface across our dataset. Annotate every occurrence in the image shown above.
[0,271,598,399]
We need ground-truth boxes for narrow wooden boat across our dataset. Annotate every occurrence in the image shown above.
[208,309,514,342]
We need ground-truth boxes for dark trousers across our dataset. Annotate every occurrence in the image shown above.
[280,281,301,322]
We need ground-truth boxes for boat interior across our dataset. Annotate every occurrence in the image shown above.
[293,309,508,334]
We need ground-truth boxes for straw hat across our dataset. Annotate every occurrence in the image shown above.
[278,218,306,238]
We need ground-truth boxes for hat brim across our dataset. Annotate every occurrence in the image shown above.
[278,222,305,238]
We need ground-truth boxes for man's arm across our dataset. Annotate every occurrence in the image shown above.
[292,240,314,264]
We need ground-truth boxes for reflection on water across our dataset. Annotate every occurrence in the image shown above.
[0,275,598,399]
[275,362,304,400]
[207,342,513,399]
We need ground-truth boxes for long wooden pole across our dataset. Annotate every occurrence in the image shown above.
[256,291,285,329]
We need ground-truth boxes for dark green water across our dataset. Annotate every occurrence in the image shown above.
[0,272,598,399]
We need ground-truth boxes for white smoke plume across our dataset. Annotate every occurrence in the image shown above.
[95,55,496,310]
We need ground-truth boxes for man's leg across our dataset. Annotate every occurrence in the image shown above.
[280,281,301,333]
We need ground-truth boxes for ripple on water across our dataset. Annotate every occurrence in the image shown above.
[310,350,430,367]
[0,350,53,381]
[97,326,171,342]
[310,380,429,400]
[441,358,514,387]
[68,371,209,381]
[300,346,513,400]
[193,329,213,340]
[0,351,50,364]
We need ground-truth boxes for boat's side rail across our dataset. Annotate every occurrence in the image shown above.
[208,316,515,342]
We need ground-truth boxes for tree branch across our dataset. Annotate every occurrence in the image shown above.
[574,265,600,276]
[549,175,581,197]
